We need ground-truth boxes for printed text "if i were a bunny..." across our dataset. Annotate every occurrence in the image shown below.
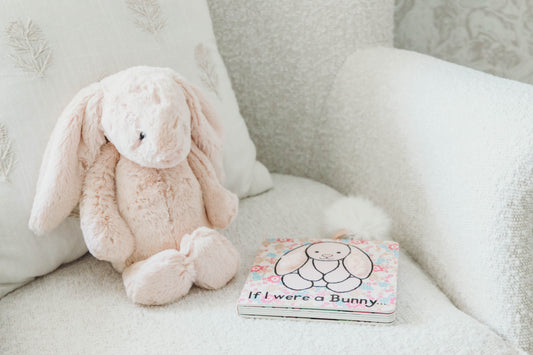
[247,291,379,307]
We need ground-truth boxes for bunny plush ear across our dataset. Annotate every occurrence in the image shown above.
[29,83,104,235]
[171,72,225,182]
[344,245,373,279]
[274,245,310,276]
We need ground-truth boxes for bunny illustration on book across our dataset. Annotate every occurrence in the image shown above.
[29,66,240,305]
[274,241,373,293]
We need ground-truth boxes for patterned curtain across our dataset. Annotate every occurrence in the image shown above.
[395,0,533,84]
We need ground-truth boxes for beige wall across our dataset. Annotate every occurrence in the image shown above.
[395,0,533,84]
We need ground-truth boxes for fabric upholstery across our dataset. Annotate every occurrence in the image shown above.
[0,175,519,354]
[207,0,394,176]
[310,47,531,352]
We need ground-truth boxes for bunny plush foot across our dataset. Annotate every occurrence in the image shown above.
[122,249,195,305]
[180,227,240,290]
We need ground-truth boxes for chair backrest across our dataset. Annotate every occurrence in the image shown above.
[207,0,394,175]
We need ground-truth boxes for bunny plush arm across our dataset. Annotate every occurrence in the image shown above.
[187,142,238,229]
[80,143,135,272]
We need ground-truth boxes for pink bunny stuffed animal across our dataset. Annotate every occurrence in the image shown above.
[29,67,240,305]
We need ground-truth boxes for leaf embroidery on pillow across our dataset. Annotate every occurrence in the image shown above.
[0,123,15,182]
[195,43,220,98]
[126,0,166,34]
[5,19,52,77]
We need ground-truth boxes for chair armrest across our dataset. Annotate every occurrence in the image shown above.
[314,47,533,352]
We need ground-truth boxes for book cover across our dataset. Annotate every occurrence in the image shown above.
[237,238,399,323]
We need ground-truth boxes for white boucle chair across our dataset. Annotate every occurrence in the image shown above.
[1,1,531,354]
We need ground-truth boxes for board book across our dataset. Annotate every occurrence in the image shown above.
[237,238,399,323]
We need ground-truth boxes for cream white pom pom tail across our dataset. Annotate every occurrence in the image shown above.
[324,196,391,240]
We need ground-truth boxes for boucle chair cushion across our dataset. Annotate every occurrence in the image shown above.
[319,48,533,352]
[0,175,517,354]
[0,0,271,299]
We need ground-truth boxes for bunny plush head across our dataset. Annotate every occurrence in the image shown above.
[29,66,223,235]
[102,68,191,169]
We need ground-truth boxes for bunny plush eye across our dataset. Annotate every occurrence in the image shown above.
[315,251,319,253]
[337,251,341,254]
[139,132,145,140]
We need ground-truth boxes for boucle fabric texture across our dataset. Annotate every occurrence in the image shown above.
[207,0,394,176]
[0,175,520,354]
[319,48,533,352]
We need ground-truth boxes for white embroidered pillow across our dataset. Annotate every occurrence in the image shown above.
[0,0,272,297]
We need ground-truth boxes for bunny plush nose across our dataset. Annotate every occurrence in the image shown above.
[322,253,333,258]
